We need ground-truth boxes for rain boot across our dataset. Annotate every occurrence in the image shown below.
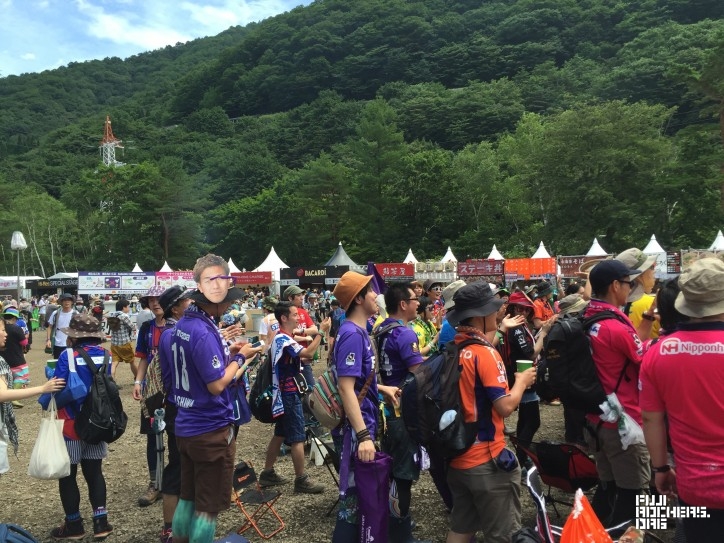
[388,516,431,543]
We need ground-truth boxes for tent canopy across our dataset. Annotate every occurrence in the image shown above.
[487,244,504,260]
[403,248,418,264]
[228,258,241,274]
[159,261,172,272]
[643,234,665,254]
[586,238,608,257]
[131,263,143,272]
[325,242,358,267]
[709,230,724,251]
[531,241,551,259]
[47,272,78,279]
[253,246,289,282]
[440,246,457,263]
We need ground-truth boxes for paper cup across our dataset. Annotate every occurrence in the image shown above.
[516,360,534,372]
[46,360,57,369]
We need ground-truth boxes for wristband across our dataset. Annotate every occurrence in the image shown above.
[642,313,655,321]
[356,428,370,442]
[233,354,246,368]
[652,464,671,473]
[134,380,143,385]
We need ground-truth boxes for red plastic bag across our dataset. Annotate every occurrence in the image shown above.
[560,489,613,543]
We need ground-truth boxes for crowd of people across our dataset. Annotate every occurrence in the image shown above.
[1,247,723,542]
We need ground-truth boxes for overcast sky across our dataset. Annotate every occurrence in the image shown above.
[0,0,313,77]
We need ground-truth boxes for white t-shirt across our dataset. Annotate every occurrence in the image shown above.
[50,309,75,347]
[259,314,279,352]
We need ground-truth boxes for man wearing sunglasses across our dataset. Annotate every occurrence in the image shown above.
[582,259,652,529]
[423,279,444,329]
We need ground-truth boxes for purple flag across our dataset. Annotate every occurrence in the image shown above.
[366,262,388,295]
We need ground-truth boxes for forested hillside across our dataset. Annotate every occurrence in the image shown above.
[1,0,723,276]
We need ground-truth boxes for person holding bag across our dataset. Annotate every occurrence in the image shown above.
[0,319,65,475]
[47,313,114,541]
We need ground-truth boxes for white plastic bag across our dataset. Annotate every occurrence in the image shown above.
[28,396,71,479]
[598,392,645,450]
[0,423,9,474]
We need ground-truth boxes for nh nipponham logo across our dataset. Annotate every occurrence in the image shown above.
[659,337,724,356]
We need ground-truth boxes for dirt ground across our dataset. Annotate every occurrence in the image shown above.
[3,343,674,542]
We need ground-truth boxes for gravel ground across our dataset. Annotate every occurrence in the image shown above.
[2,343,674,542]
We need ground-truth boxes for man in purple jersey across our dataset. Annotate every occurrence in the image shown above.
[331,272,400,542]
[169,254,261,543]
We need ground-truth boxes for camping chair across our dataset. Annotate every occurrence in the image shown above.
[511,437,599,516]
[524,466,637,542]
[307,425,341,517]
[231,461,285,540]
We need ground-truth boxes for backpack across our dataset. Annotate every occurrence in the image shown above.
[248,355,275,423]
[372,321,404,384]
[142,352,166,419]
[400,337,484,459]
[106,314,123,332]
[74,349,128,444]
[0,524,40,543]
[540,311,630,413]
[307,325,376,429]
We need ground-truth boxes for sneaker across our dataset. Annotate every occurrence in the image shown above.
[138,482,161,506]
[548,398,562,406]
[50,519,85,540]
[92,516,113,540]
[294,473,324,494]
[12,400,23,408]
[259,468,289,488]
[159,527,173,543]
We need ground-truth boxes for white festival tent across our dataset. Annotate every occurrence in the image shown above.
[403,248,418,264]
[253,246,289,282]
[131,263,143,272]
[586,238,608,257]
[487,244,504,260]
[643,234,669,278]
[159,261,173,272]
[710,230,724,251]
[531,241,551,259]
[440,246,457,263]
[228,258,242,274]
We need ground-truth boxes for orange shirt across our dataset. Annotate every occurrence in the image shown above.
[533,298,554,323]
[450,331,510,470]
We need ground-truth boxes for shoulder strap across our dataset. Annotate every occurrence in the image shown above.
[75,348,98,376]
[582,310,632,394]
[66,347,76,372]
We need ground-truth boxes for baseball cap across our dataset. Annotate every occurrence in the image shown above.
[589,260,642,295]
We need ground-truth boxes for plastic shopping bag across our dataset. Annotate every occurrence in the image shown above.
[28,397,71,479]
[599,392,645,451]
[560,489,613,543]
[0,423,9,474]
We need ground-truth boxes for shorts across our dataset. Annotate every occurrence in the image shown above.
[274,394,306,445]
[447,457,521,541]
[585,424,650,489]
[381,415,420,481]
[10,364,29,386]
[65,439,108,465]
[111,342,135,365]
[177,425,236,514]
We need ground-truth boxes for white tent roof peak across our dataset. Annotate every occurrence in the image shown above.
[228,258,241,274]
[710,230,724,251]
[159,261,172,272]
[253,246,289,282]
[643,234,665,254]
[440,246,457,263]
[586,238,608,257]
[132,263,143,272]
[531,241,551,259]
[404,248,418,264]
[487,244,504,260]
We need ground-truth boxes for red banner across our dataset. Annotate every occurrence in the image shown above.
[374,263,414,280]
[231,271,273,285]
[505,258,557,280]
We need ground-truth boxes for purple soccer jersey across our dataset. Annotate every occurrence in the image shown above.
[376,317,424,387]
[333,319,378,436]
[169,308,234,437]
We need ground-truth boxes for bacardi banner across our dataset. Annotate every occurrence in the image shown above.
[279,266,349,286]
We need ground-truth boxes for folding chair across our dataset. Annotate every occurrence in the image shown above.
[512,437,599,516]
[524,466,636,542]
[231,461,285,540]
[307,425,341,517]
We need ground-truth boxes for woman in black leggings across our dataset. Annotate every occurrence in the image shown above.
[48,314,113,540]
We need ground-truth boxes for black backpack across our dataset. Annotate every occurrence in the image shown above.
[540,311,630,413]
[74,349,128,444]
[0,524,39,543]
[249,354,275,423]
[400,338,483,459]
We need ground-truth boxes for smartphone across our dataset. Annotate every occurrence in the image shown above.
[251,340,265,349]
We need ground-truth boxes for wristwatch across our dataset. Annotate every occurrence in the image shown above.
[652,464,671,473]
[642,313,656,321]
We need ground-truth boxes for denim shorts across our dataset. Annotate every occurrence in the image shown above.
[274,393,306,445]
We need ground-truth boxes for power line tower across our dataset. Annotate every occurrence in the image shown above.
[99,115,125,167]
